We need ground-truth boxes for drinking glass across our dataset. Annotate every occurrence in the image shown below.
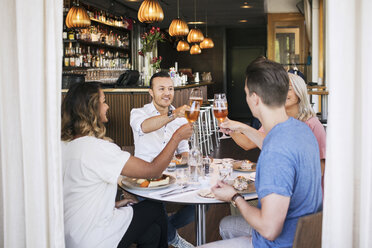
[218,162,233,181]
[189,88,203,106]
[176,168,189,186]
[185,100,200,124]
[213,93,231,139]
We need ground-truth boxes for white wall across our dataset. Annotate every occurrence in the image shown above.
[265,0,300,13]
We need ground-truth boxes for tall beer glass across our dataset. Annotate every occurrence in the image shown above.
[213,93,230,139]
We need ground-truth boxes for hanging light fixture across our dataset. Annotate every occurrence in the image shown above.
[169,0,189,36]
[177,40,190,51]
[190,43,201,55]
[187,0,204,43]
[65,1,91,29]
[200,5,214,49]
[138,0,164,23]
[200,37,214,49]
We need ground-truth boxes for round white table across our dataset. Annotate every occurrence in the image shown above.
[118,164,258,246]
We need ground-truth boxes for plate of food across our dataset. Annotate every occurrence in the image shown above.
[233,160,256,172]
[122,174,176,190]
[197,176,255,199]
[171,157,188,168]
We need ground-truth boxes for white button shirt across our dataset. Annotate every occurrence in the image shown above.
[130,102,189,162]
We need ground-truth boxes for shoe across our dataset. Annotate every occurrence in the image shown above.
[169,233,195,248]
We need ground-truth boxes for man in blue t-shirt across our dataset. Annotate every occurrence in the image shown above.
[201,58,322,248]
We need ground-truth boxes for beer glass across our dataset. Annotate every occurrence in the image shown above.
[213,93,230,139]
[185,100,200,123]
[189,88,203,106]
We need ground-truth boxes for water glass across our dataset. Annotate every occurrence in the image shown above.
[176,168,189,186]
[189,164,203,183]
[218,162,233,181]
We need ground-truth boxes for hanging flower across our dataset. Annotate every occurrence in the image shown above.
[150,56,162,69]
[138,26,165,56]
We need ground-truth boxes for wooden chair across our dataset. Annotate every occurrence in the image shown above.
[293,211,323,248]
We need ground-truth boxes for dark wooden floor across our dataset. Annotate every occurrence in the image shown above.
[176,137,261,246]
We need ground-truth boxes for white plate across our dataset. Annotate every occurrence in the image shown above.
[121,174,176,190]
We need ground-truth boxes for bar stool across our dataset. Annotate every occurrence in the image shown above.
[196,108,208,155]
[207,100,220,147]
[200,105,214,153]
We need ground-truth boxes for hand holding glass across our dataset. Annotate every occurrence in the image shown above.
[213,93,230,139]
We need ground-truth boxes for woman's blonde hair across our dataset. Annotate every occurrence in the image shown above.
[288,73,316,122]
[61,82,108,141]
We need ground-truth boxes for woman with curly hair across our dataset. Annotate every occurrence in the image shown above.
[222,72,326,175]
[61,82,192,248]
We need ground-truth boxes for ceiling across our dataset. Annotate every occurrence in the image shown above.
[83,0,267,28]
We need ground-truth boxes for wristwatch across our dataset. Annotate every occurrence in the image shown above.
[167,107,174,119]
[230,193,243,208]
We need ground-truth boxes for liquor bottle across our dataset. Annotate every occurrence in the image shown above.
[68,30,75,40]
[63,24,67,40]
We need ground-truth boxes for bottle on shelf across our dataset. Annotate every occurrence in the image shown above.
[68,30,75,40]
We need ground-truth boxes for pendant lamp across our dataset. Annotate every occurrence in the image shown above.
[187,0,204,43]
[200,37,214,49]
[65,1,91,29]
[177,40,190,51]
[169,0,189,36]
[187,29,204,43]
[138,0,164,23]
[199,8,214,49]
[190,44,201,55]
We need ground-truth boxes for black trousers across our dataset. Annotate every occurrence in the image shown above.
[117,200,168,248]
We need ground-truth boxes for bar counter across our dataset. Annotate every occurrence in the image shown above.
[63,81,213,147]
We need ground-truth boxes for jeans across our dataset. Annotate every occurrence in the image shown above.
[167,204,195,242]
[117,200,168,248]
[137,197,195,243]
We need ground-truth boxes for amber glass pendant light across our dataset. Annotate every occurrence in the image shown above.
[177,40,190,51]
[65,1,91,29]
[187,0,204,43]
[138,0,164,23]
[169,0,189,36]
[200,8,214,49]
[190,43,201,55]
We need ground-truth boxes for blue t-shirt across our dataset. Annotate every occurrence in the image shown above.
[252,117,322,248]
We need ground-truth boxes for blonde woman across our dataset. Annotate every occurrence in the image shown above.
[221,73,326,175]
[61,82,192,248]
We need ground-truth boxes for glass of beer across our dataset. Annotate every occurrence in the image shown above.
[213,93,230,139]
[185,100,200,123]
[189,88,203,107]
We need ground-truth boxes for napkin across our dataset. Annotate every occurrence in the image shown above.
[248,172,256,181]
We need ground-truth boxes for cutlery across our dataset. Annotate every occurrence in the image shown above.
[159,185,189,197]
[160,187,198,197]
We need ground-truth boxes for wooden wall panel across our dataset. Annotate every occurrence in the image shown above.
[63,84,210,148]
[105,93,132,147]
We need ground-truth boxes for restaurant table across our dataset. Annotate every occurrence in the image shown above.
[118,163,258,246]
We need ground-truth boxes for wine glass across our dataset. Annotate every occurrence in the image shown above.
[189,88,203,107]
[185,100,200,124]
[213,93,231,139]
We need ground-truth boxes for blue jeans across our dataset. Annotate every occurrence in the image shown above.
[167,204,195,242]
[137,197,195,243]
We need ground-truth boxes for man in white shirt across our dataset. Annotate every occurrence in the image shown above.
[130,71,194,248]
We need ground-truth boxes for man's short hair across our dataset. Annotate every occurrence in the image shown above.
[149,71,171,88]
[245,57,289,107]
